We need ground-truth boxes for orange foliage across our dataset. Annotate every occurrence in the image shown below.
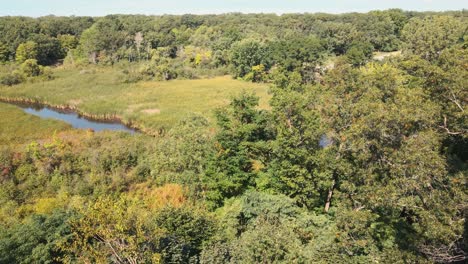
[130,183,187,210]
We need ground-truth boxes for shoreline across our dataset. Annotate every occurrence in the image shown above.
[0,96,160,136]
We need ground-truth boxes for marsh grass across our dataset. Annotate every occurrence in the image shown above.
[0,102,71,146]
[0,66,270,132]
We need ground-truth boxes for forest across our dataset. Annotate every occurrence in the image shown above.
[0,9,467,263]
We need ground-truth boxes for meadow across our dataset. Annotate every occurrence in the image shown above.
[0,66,270,133]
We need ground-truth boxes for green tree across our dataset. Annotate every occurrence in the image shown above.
[15,41,38,63]
[0,42,9,62]
[0,210,73,264]
[315,62,466,261]
[265,70,326,208]
[58,34,78,53]
[229,39,271,78]
[155,206,215,263]
[345,41,374,66]
[204,92,273,207]
[317,22,360,55]
[402,16,465,61]
[270,36,325,72]
[201,191,337,263]
[358,11,401,51]
[31,34,63,65]
[78,24,101,63]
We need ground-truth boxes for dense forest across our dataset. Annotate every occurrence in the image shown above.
[0,9,467,263]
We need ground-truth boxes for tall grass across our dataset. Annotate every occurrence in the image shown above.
[0,102,71,146]
[0,66,271,132]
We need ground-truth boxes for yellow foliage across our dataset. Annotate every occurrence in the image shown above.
[130,183,187,210]
[34,197,61,214]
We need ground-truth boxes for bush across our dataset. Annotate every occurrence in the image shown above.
[19,59,41,77]
[37,66,54,81]
[0,72,24,86]
[121,61,179,83]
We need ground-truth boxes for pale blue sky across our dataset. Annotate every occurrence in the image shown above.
[0,0,466,17]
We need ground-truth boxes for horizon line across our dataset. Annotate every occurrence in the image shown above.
[1,8,466,18]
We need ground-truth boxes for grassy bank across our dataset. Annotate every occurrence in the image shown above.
[0,102,72,146]
[0,66,271,133]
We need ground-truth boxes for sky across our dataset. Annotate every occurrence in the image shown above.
[0,0,466,17]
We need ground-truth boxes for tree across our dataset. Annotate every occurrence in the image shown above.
[270,36,325,72]
[78,16,127,64]
[201,191,338,263]
[155,206,215,263]
[316,22,360,55]
[78,24,100,63]
[15,41,38,63]
[0,210,73,264]
[402,16,465,61]
[314,62,466,261]
[229,39,271,78]
[265,70,327,208]
[58,34,78,53]
[358,11,401,52]
[345,41,374,66]
[62,196,156,263]
[0,42,9,62]
[204,92,273,207]
[31,34,63,65]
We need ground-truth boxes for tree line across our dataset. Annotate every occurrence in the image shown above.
[0,10,465,83]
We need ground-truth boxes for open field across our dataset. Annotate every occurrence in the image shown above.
[0,66,271,133]
[0,102,71,146]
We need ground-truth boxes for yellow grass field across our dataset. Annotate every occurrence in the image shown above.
[0,67,271,132]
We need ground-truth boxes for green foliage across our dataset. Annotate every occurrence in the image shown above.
[243,64,267,82]
[0,10,467,264]
[151,115,214,198]
[0,42,9,62]
[402,16,465,61]
[201,191,337,263]
[317,21,360,55]
[229,39,271,78]
[265,69,326,208]
[358,10,403,52]
[156,206,215,263]
[57,34,78,53]
[15,41,38,63]
[204,92,273,207]
[78,24,100,63]
[0,71,25,86]
[31,34,63,65]
[19,59,41,77]
[270,36,325,72]
[345,41,374,66]
[0,210,74,264]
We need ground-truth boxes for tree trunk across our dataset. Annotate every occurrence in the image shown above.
[324,179,335,213]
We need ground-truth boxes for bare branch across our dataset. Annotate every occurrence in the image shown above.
[439,116,464,135]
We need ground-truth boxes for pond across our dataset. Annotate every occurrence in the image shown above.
[16,103,138,134]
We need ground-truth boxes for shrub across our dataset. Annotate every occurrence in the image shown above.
[19,59,41,77]
[0,72,25,86]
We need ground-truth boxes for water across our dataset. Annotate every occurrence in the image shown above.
[319,134,332,148]
[19,104,137,134]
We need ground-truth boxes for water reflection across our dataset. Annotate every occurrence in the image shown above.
[319,134,332,148]
[19,104,137,134]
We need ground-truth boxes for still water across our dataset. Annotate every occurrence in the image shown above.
[20,104,137,134]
